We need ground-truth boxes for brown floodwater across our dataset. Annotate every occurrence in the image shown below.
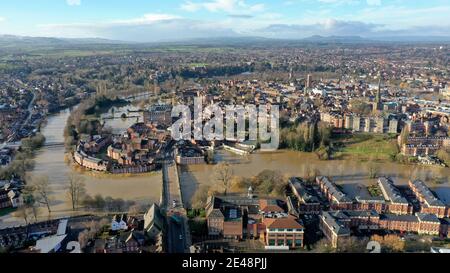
[2,105,449,227]
[0,108,161,227]
[179,149,450,206]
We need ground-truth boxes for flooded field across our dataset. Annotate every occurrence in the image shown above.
[101,104,144,134]
[179,149,450,206]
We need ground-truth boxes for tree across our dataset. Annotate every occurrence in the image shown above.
[31,175,52,214]
[213,163,233,195]
[192,185,211,209]
[67,173,86,211]
[313,238,335,253]
[337,237,369,253]
[399,126,410,147]
[128,204,142,216]
[370,234,405,253]
[13,206,32,225]
[22,184,40,222]
[368,164,379,179]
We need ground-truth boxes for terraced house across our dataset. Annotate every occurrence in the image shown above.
[408,180,448,218]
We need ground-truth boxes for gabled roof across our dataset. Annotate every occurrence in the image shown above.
[410,180,445,207]
[207,208,224,218]
[144,203,164,231]
[320,211,351,236]
[265,216,303,230]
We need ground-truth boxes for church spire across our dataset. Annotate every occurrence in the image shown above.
[376,73,382,104]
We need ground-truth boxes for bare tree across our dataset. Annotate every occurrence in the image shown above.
[13,206,31,225]
[213,163,234,195]
[128,204,142,216]
[31,175,52,214]
[22,184,40,222]
[67,173,86,211]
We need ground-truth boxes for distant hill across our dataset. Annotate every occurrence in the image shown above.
[0,34,449,51]
[0,35,129,48]
[300,35,372,43]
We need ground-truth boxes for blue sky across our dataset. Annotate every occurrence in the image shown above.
[0,0,449,41]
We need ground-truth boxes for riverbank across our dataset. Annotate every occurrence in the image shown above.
[0,108,162,228]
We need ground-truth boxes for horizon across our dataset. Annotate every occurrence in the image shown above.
[0,0,449,42]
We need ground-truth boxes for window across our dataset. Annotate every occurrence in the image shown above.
[277,239,285,246]
[286,229,293,232]
[268,239,275,246]
[295,239,302,246]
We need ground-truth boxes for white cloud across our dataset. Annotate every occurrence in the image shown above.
[113,13,181,25]
[66,0,81,6]
[0,17,5,23]
[181,0,265,13]
[37,14,238,42]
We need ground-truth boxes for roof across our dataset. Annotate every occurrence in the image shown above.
[207,208,224,218]
[265,216,303,230]
[224,208,242,221]
[56,219,68,236]
[289,178,320,204]
[417,213,440,223]
[316,176,352,203]
[380,214,419,223]
[35,234,67,253]
[431,247,450,253]
[378,177,409,205]
[144,203,164,231]
[342,210,379,218]
[259,199,284,213]
[320,211,351,236]
[410,180,445,207]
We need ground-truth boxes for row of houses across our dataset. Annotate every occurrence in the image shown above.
[313,176,450,248]
[314,176,416,215]
[320,112,399,134]
[400,136,450,157]
[320,210,450,248]
[73,147,109,172]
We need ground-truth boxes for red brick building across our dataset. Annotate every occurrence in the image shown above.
[409,180,448,218]
[262,216,304,248]
[315,176,353,210]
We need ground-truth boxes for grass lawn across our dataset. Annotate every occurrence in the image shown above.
[0,207,17,217]
[335,133,399,161]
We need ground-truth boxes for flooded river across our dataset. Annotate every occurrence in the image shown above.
[180,149,450,206]
[0,108,161,227]
[1,106,449,227]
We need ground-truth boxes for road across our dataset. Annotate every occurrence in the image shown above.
[162,160,188,253]
[160,139,192,253]
[167,215,187,253]
[21,92,36,130]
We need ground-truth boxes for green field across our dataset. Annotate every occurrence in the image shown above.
[335,133,399,161]
[0,207,17,217]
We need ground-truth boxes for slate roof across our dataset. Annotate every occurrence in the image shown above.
[410,180,445,207]
[378,177,409,205]
[321,211,351,236]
